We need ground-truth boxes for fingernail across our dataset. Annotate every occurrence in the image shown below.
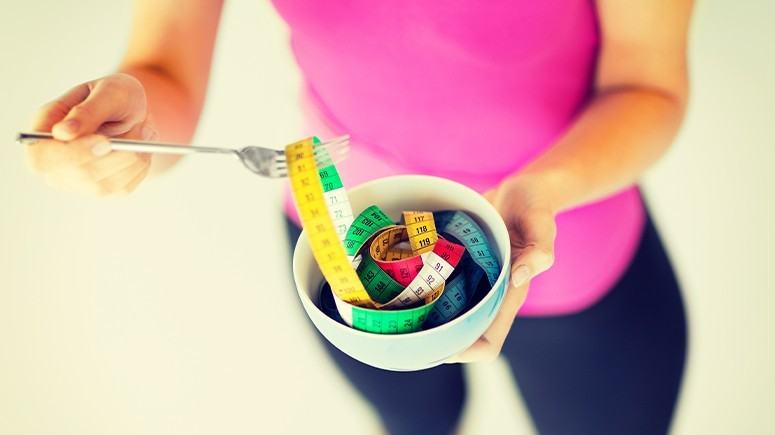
[511,265,530,288]
[54,119,80,136]
[91,140,112,156]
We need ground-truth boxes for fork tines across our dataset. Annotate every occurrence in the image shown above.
[274,135,350,176]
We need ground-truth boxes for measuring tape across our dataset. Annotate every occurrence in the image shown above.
[379,236,464,309]
[424,211,500,327]
[436,211,501,285]
[286,137,501,333]
[328,280,445,334]
[349,208,463,309]
[402,211,438,254]
[286,138,373,308]
[369,227,425,287]
[314,137,355,242]
[343,205,393,263]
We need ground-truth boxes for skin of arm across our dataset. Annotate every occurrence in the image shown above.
[120,0,225,172]
[25,0,224,195]
[519,0,692,212]
[450,0,694,363]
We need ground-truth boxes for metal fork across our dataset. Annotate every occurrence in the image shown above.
[16,132,350,178]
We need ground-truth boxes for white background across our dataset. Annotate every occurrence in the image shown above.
[1,1,773,433]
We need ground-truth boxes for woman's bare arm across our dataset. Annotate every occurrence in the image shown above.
[27,0,224,195]
[120,0,224,170]
[453,0,693,362]
[120,0,224,144]
[516,0,693,212]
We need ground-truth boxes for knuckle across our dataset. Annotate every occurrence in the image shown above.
[98,78,122,94]
[69,104,94,121]
[37,100,56,113]
[94,181,113,197]
[101,78,133,103]
[97,173,130,196]
[535,247,555,269]
[113,72,134,84]
[36,100,60,117]
[115,73,144,95]
[51,99,72,116]
[542,248,555,265]
[117,184,134,196]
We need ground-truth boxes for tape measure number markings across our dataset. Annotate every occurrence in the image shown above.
[340,209,466,332]
[343,205,394,264]
[287,139,502,333]
[286,138,373,308]
[314,137,354,241]
[424,211,501,327]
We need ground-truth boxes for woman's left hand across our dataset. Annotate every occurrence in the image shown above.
[447,176,558,363]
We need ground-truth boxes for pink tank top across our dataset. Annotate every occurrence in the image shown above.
[273,0,646,316]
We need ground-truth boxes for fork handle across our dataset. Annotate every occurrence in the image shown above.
[16,132,237,157]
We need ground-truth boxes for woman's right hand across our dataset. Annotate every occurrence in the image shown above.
[26,73,157,197]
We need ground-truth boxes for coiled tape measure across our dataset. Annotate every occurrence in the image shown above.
[286,137,500,333]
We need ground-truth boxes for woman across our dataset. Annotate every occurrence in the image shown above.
[25,0,692,433]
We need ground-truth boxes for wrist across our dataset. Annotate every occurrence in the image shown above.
[505,168,576,215]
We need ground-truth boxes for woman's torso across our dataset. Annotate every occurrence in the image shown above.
[274,0,645,316]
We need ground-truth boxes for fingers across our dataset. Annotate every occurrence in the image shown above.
[445,338,491,364]
[26,74,152,197]
[27,133,151,197]
[25,134,106,174]
[51,75,147,141]
[96,157,151,195]
[51,82,124,140]
[446,282,530,363]
[30,74,148,143]
[43,154,150,197]
[82,150,146,182]
[509,208,556,288]
[123,163,151,193]
[453,180,557,364]
[30,83,91,131]
[510,245,554,288]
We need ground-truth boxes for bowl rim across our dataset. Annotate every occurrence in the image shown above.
[292,174,511,340]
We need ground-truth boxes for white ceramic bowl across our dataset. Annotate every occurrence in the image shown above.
[292,175,510,371]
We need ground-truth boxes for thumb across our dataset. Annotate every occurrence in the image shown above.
[30,83,90,132]
[51,80,137,141]
[510,245,554,288]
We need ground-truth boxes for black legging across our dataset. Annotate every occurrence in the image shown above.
[285,212,687,435]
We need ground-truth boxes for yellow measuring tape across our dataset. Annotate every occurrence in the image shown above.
[403,211,438,254]
[285,138,374,308]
